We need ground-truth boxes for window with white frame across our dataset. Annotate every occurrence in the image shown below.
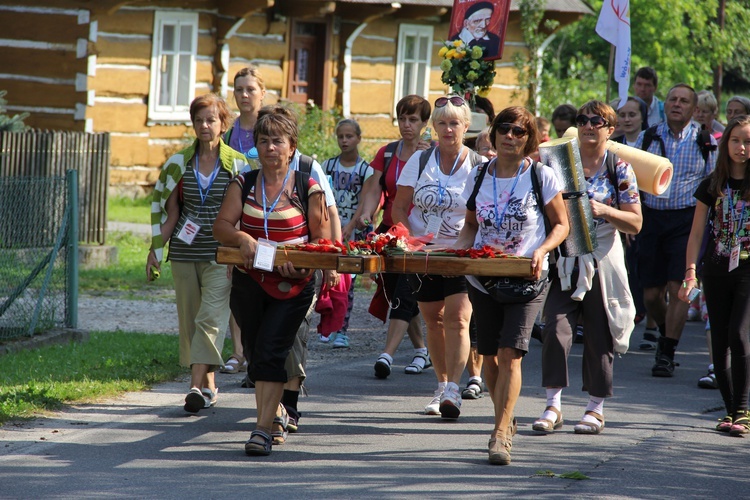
[148,11,198,122]
[394,24,433,115]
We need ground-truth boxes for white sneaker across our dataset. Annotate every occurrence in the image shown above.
[439,383,462,419]
[319,334,331,343]
[424,388,443,415]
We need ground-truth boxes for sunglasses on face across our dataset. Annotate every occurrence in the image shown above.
[435,96,466,108]
[496,123,527,138]
[576,114,609,128]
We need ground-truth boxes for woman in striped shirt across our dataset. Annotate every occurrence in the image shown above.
[214,106,337,456]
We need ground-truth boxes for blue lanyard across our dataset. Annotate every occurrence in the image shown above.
[334,156,361,192]
[726,183,747,243]
[193,156,220,207]
[492,159,524,225]
[261,167,292,239]
[236,122,254,157]
[435,147,463,206]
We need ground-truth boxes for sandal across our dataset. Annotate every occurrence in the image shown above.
[184,388,206,413]
[201,387,218,408]
[716,415,733,433]
[374,355,392,379]
[573,411,605,434]
[729,410,750,437]
[272,403,289,445]
[404,352,431,374]
[532,406,563,433]
[220,355,247,374]
[488,436,512,465]
[245,429,273,456]
[461,381,483,399]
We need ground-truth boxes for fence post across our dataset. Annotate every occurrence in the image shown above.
[67,169,79,329]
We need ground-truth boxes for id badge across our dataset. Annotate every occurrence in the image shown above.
[729,244,740,272]
[176,218,201,245]
[253,238,278,272]
[656,183,672,200]
[425,215,442,237]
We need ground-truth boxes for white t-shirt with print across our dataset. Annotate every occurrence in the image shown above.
[463,160,561,260]
[324,157,373,226]
[397,147,484,247]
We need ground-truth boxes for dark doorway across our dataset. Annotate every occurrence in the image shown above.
[287,20,328,105]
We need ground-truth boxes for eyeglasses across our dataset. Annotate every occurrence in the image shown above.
[496,123,527,138]
[435,96,466,108]
[576,114,609,128]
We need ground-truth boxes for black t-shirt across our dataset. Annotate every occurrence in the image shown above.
[694,177,750,269]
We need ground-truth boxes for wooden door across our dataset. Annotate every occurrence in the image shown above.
[287,20,328,105]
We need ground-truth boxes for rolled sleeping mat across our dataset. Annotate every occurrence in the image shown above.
[562,126,674,196]
[538,136,598,257]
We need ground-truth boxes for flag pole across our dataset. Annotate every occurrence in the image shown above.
[606,44,614,102]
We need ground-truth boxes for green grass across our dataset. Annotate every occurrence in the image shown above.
[0,331,231,423]
[80,231,174,294]
[108,195,151,224]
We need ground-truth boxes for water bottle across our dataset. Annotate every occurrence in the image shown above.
[421,127,432,142]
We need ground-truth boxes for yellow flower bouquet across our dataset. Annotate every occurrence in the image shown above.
[439,39,496,98]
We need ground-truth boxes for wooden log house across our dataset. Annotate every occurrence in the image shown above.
[0,0,592,190]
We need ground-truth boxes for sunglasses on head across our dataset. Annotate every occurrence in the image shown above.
[435,96,466,108]
[496,123,527,138]
[576,114,609,128]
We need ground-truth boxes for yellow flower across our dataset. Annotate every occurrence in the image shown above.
[446,49,457,59]
[453,39,463,48]
[438,46,448,57]
[478,87,491,97]
[455,50,466,59]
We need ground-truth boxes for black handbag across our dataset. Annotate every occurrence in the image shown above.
[476,273,548,304]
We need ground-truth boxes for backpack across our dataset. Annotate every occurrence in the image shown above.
[322,156,371,190]
[379,141,401,191]
[466,160,551,236]
[240,168,312,220]
[640,124,715,166]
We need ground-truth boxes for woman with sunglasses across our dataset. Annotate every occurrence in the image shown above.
[455,106,568,465]
[534,101,641,436]
[392,95,484,419]
[358,95,431,379]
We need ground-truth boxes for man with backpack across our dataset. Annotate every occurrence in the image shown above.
[635,83,717,377]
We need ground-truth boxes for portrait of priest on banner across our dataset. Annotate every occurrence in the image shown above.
[449,1,510,61]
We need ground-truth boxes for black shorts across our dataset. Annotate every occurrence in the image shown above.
[381,272,420,322]
[408,274,468,302]
[469,283,546,355]
[638,206,694,288]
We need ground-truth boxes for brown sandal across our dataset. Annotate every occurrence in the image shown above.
[532,406,563,433]
[574,411,605,434]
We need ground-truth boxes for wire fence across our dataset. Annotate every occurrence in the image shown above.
[0,172,78,340]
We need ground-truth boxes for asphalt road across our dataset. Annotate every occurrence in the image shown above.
[1,320,748,499]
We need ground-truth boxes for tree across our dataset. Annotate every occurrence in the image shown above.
[534,0,750,117]
[0,91,27,132]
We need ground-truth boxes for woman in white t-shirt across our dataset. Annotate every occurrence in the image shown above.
[392,95,484,421]
[455,106,569,465]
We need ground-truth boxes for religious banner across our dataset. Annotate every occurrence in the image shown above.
[448,0,512,61]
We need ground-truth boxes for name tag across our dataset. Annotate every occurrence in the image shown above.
[426,215,442,237]
[253,238,278,272]
[175,218,201,245]
[729,244,740,272]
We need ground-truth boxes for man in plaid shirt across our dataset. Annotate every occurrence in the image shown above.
[635,83,717,377]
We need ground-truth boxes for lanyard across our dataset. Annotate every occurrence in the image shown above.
[193,156,220,207]
[261,167,292,239]
[492,159,524,225]
[725,183,747,244]
[435,147,463,206]
[334,156,361,192]
[236,122,254,157]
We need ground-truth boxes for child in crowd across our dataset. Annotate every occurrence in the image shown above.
[536,116,551,143]
[319,119,374,348]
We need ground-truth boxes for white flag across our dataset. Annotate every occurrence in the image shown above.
[596,0,631,109]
